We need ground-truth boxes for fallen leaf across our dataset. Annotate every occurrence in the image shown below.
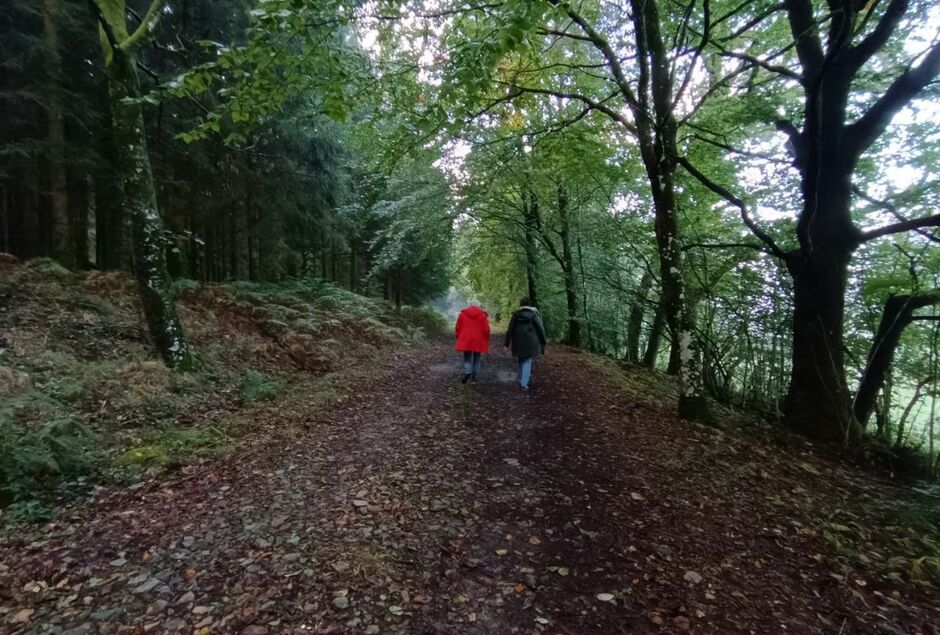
[630,492,646,501]
[13,608,34,623]
[495,549,508,556]
[596,593,615,602]
[528,536,541,545]
[673,615,691,630]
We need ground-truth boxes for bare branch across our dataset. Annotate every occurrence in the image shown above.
[847,40,940,157]
[849,0,907,70]
[682,242,767,252]
[548,0,642,111]
[672,0,711,110]
[858,213,940,243]
[676,155,790,260]
[852,184,940,244]
[537,28,595,43]
[783,0,825,76]
[368,3,504,21]
[498,82,638,134]
[711,44,803,82]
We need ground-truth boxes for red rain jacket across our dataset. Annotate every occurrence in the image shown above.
[455,305,491,353]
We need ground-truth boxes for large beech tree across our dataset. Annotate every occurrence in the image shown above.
[707,0,940,441]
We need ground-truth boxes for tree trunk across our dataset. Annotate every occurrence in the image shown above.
[94,0,195,369]
[626,272,652,363]
[349,239,358,291]
[630,0,710,422]
[521,188,540,305]
[94,74,129,270]
[874,369,892,439]
[784,248,855,441]
[42,0,73,267]
[68,170,90,268]
[853,290,940,427]
[557,186,581,347]
[643,302,665,368]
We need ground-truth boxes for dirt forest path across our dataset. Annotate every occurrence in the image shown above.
[1,338,938,634]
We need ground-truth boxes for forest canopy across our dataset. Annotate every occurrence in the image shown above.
[2,0,940,469]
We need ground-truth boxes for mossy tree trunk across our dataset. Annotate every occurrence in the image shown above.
[91,0,196,369]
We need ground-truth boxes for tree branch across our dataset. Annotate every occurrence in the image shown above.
[852,184,940,244]
[783,0,825,76]
[849,0,907,70]
[847,40,940,157]
[548,0,642,112]
[537,28,595,43]
[122,0,165,51]
[672,0,711,110]
[88,0,121,54]
[499,82,637,134]
[711,44,803,82]
[858,213,940,243]
[676,155,790,260]
[682,242,767,252]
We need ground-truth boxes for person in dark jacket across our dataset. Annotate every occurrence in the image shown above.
[455,302,491,383]
[504,297,547,390]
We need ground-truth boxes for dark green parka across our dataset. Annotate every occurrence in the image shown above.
[505,307,547,359]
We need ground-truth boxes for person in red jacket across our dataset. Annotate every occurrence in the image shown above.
[455,301,491,383]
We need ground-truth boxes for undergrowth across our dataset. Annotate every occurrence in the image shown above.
[0,260,444,523]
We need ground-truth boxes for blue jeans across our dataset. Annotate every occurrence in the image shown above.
[463,351,482,377]
[518,357,532,388]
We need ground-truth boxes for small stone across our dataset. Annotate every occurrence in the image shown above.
[145,600,168,615]
[281,553,301,563]
[683,571,703,585]
[181,536,195,549]
[352,499,368,508]
[365,626,380,634]
[596,593,615,603]
[333,596,350,610]
[176,591,194,605]
[132,578,161,594]
[192,605,211,615]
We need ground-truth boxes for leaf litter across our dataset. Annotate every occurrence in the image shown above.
[0,339,938,633]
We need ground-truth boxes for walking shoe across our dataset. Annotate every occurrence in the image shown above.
[462,373,471,384]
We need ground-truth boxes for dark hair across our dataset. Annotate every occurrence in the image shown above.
[520,297,532,307]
